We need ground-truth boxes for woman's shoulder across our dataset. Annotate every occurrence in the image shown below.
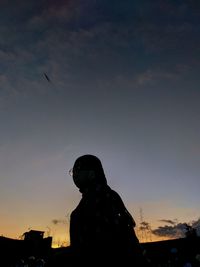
[106,187,124,203]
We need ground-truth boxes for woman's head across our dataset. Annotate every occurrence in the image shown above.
[70,154,107,190]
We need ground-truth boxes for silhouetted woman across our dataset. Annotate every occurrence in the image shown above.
[68,154,148,266]
[48,154,149,266]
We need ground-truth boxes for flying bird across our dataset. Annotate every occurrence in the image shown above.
[44,73,51,83]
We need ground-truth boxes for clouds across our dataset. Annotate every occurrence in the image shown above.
[152,218,200,238]
[52,213,70,227]
[152,223,186,238]
[159,219,177,225]
[27,0,80,32]
[52,219,67,225]
[1,0,200,94]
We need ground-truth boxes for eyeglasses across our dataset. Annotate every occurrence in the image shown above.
[69,168,73,177]
[68,167,80,177]
[68,167,90,177]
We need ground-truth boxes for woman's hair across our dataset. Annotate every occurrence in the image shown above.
[73,154,107,187]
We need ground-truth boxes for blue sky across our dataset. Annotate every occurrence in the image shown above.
[0,0,200,246]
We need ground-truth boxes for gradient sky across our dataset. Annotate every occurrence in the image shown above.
[0,0,200,246]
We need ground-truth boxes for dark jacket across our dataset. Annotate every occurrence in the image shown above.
[70,184,147,265]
